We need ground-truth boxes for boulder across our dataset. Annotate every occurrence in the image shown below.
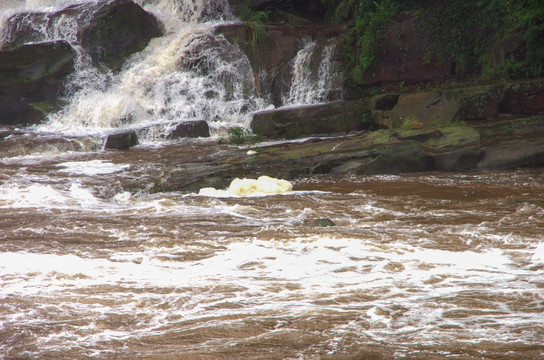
[78,0,163,71]
[135,120,210,140]
[250,100,370,139]
[0,41,76,126]
[104,130,139,150]
[2,0,163,71]
[376,92,457,128]
[355,140,429,175]
[166,120,210,139]
[305,218,336,227]
[478,141,544,170]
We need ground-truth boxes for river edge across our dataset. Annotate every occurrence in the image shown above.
[2,112,544,196]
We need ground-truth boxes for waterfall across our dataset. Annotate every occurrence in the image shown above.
[0,0,342,142]
[282,38,341,106]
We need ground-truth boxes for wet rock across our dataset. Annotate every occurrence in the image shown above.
[478,141,544,170]
[374,80,544,129]
[305,218,336,227]
[166,121,210,139]
[216,22,345,106]
[135,120,210,140]
[376,92,454,128]
[78,0,163,71]
[500,79,544,116]
[355,140,429,175]
[166,164,239,193]
[2,0,163,71]
[362,13,451,86]
[430,147,485,171]
[104,130,139,150]
[251,100,370,139]
[0,41,76,126]
[0,133,102,158]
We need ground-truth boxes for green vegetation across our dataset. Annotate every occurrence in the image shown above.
[238,1,270,52]
[218,127,262,145]
[318,0,544,85]
[322,0,399,84]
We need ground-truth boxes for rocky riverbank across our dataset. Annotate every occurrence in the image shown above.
[1,0,544,195]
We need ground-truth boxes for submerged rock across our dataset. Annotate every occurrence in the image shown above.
[251,100,370,139]
[0,41,76,126]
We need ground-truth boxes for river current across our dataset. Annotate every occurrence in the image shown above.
[1,143,543,359]
[1,0,544,359]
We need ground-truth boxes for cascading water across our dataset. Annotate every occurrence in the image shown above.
[0,0,344,144]
[0,0,269,141]
[282,37,341,106]
[1,3,544,359]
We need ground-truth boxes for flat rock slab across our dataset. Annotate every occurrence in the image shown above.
[250,100,370,139]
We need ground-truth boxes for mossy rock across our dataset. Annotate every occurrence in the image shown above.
[423,126,481,150]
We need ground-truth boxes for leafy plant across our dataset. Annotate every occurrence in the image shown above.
[238,1,270,53]
[218,127,262,145]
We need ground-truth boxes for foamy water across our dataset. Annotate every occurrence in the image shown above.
[1,151,543,358]
[1,1,544,358]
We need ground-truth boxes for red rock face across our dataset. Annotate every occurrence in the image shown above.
[363,13,452,85]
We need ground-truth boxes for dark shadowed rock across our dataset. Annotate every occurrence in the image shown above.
[500,79,544,116]
[369,93,399,111]
[78,0,163,71]
[104,130,139,150]
[251,100,370,139]
[0,41,76,126]
[166,121,210,139]
[305,218,336,227]
[2,0,163,72]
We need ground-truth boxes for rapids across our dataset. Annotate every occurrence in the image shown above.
[1,0,544,359]
[0,144,543,358]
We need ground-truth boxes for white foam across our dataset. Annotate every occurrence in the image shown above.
[0,182,104,209]
[199,176,293,197]
[532,243,544,264]
[57,160,130,175]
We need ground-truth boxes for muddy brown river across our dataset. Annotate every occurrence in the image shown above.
[1,139,543,359]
